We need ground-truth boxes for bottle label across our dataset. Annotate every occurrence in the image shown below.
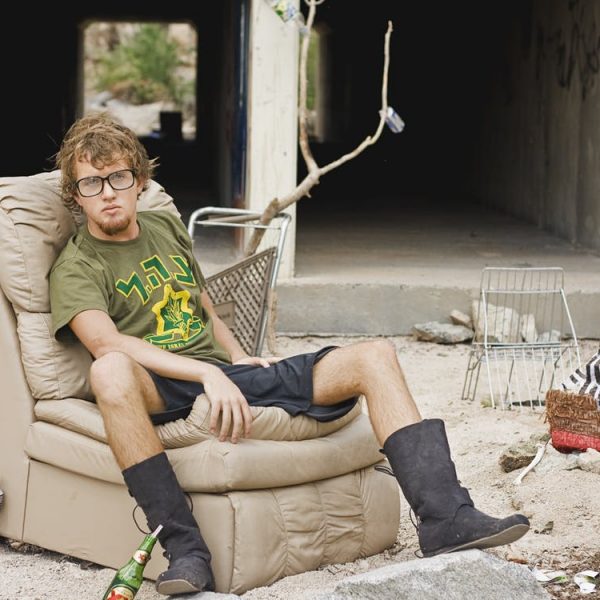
[134,550,149,565]
[105,586,135,600]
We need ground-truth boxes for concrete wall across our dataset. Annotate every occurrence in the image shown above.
[474,0,600,251]
[246,0,299,279]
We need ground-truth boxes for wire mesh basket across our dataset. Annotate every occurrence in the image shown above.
[462,267,581,410]
[187,207,291,356]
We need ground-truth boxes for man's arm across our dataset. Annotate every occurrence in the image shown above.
[200,290,279,368]
[70,309,253,442]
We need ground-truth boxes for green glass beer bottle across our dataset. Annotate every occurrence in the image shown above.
[102,524,163,600]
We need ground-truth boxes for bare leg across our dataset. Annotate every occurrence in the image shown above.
[89,351,165,469]
[314,343,530,557]
[92,353,215,593]
[312,340,422,443]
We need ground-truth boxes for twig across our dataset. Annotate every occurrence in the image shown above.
[513,442,548,485]
[244,6,394,257]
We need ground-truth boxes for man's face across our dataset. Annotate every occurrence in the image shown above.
[74,156,144,241]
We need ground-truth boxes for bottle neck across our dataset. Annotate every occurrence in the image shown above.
[134,531,160,564]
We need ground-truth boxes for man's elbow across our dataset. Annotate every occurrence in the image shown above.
[85,335,123,360]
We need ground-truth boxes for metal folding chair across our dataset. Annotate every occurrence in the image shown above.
[462,267,581,410]
[187,207,291,357]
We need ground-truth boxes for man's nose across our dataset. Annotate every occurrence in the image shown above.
[100,178,117,199]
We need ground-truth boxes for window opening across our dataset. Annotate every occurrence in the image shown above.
[83,21,197,140]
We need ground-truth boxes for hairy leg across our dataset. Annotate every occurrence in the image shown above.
[89,351,165,469]
[312,340,422,443]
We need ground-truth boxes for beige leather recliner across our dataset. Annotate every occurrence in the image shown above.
[0,171,400,594]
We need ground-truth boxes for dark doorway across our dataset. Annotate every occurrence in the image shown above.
[1,1,249,223]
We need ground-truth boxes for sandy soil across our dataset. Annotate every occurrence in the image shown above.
[2,334,600,600]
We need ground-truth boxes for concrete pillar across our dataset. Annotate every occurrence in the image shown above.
[246,0,299,279]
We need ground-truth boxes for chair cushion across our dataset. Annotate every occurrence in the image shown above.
[17,312,93,400]
[0,170,180,401]
[25,411,383,492]
[34,394,363,448]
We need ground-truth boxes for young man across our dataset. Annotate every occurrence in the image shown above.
[50,114,529,595]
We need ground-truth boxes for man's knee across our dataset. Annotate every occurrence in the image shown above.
[89,351,141,398]
[337,339,398,377]
[361,339,398,366]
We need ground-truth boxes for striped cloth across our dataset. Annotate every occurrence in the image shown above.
[561,350,600,407]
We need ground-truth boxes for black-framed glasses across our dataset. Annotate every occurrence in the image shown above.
[75,169,136,197]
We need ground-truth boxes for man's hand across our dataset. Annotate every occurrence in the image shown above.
[202,367,253,443]
[233,356,282,368]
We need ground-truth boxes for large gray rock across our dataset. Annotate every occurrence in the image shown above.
[316,550,550,600]
[176,593,239,599]
[412,321,473,344]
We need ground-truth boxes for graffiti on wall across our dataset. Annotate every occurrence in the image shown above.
[536,0,600,100]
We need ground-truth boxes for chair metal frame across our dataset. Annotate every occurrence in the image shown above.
[187,206,291,356]
[462,267,581,410]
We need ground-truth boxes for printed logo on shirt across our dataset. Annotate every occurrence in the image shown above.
[114,253,206,349]
[143,284,205,349]
[115,254,196,305]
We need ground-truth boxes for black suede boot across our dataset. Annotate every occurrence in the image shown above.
[382,419,530,557]
[122,452,215,595]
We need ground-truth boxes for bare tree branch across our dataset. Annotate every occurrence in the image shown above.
[244,3,394,257]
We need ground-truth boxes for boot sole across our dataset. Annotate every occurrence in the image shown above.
[156,578,203,595]
[422,523,530,558]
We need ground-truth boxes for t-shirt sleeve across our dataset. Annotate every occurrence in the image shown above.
[191,256,207,291]
[166,211,207,291]
[49,258,110,341]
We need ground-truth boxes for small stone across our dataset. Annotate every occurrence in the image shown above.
[412,321,474,344]
[537,330,561,343]
[576,448,600,474]
[481,397,493,408]
[450,309,473,329]
[499,432,550,473]
[533,521,554,534]
[534,444,579,474]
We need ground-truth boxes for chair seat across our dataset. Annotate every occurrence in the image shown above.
[26,410,384,492]
[34,394,362,447]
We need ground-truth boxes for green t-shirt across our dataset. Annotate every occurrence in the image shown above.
[49,210,231,365]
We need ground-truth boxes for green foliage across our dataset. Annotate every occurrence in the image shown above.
[94,24,190,106]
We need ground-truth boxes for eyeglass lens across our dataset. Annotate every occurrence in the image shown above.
[77,169,134,197]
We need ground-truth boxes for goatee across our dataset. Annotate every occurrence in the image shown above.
[98,215,130,236]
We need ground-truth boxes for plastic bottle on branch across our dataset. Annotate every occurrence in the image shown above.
[266,0,309,35]
[380,106,405,133]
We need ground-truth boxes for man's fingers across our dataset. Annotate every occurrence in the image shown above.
[209,400,222,434]
[219,404,232,442]
[242,402,253,438]
[230,403,244,444]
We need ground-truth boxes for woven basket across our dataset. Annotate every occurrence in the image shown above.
[545,389,600,452]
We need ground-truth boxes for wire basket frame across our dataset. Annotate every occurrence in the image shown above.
[206,247,276,356]
[188,207,291,356]
[462,267,581,410]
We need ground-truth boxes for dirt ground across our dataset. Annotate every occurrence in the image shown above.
[2,334,600,600]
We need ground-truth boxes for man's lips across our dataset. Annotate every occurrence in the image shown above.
[102,205,120,213]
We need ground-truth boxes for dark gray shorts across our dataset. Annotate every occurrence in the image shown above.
[148,345,358,425]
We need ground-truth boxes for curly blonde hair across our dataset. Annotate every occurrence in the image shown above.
[54,112,158,211]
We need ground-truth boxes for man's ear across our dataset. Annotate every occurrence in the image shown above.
[136,178,147,198]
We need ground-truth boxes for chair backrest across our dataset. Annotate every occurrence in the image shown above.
[0,171,180,403]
